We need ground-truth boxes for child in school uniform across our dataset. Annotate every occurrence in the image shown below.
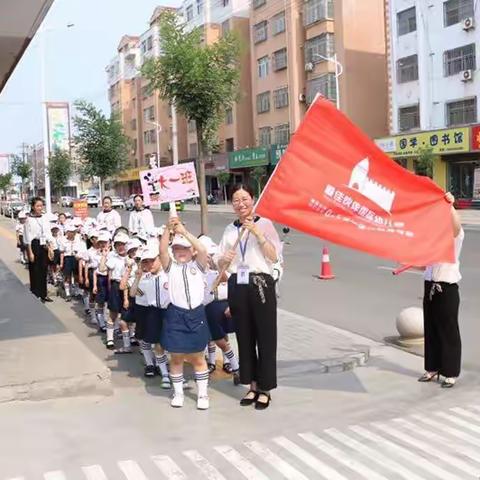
[159,217,210,410]
[130,247,171,387]
[81,230,99,322]
[59,224,81,301]
[16,211,28,264]
[49,224,62,287]
[92,231,110,332]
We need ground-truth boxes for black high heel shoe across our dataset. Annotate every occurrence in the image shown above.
[418,371,440,382]
[240,390,258,406]
[255,392,272,410]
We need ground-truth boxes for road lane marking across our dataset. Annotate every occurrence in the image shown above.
[82,465,108,480]
[214,445,269,480]
[299,432,388,480]
[244,440,309,480]
[450,407,480,424]
[350,425,462,480]
[183,450,225,479]
[118,460,149,480]
[44,473,67,480]
[273,436,347,480]
[151,455,187,479]
[324,428,426,480]
[435,412,480,434]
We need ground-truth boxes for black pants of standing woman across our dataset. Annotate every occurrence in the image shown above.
[228,273,277,391]
[423,280,461,378]
[28,239,48,300]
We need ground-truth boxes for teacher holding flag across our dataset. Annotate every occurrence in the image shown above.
[216,184,281,410]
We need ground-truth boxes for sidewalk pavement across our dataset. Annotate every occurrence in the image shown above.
[459,208,480,226]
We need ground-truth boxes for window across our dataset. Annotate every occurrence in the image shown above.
[196,0,203,14]
[304,0,334,26]
[304,33,335,63]
[132,139,138,155]
[226,108,233,124]
[275,124,290,144]
[222,20,230,37]
[272,11,286,35]
[186,5,194,21]
[225,138,234,152]
[254,21,268,43]
[130,119,137,130]
[141,86,150,99]
[257,56,269,78]
[397,55,418,83]
[443,43,476,76]
[398,105,420,131]
[446,97,477,126]
[253,0,266,9]
[143,129,157,144]
[141,36,153,53]
[273,87,289,108]
[259,127,271,146]
[143,106,155,121]
[306,73,336,103]
[444,0,474,27]
[256,91,270,114]
[223,0,230,5]
[189,143,198,157]
[188,119,196,133]
[397,7,416,36]
[273,48,287,71]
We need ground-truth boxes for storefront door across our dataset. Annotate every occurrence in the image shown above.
[449,162,476,199]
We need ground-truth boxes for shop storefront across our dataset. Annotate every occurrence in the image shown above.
[113,167,143,198]
[270,144,288,169]
[228,146,270,183]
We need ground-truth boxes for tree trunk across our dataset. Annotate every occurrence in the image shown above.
[99,177,104,201]
[196,126,209,234]
[223,184,227,205]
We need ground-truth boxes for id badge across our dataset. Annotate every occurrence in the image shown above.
[237,263,250,285]
[40,235,46,246]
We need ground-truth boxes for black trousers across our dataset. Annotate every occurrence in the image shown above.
[228,273,277,391]
[28,239,48,299]
[423,281,461,378]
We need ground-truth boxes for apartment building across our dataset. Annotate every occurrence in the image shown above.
[376,0,480,203]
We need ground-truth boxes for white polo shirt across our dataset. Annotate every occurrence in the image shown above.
[59,236,85,256]
[204,270,228,305]
[97,209,122,233]
[106,251,128,281]
[136,271,169,308]
[86,247,101,270]
[166,260,207,310]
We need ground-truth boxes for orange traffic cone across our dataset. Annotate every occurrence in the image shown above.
[319,246,335,280]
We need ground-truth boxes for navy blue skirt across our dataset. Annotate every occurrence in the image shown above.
[135,305,165,344]
[205,300,235,341]
[95,274,109,305]
[161,304,209,354]
[122,296,137,323]
[108,280,124,314]
[63,255,77,277]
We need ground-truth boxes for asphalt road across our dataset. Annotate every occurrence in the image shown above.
[82,207,480,370]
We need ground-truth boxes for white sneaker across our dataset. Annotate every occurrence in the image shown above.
[171,393,184,408]
[197,396,210,410]
[161,376,172,389]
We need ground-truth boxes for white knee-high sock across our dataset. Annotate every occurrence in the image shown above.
[222,350,230,365]
[155,353,169,377]
[171,373,184,396]
[140,341,154,366]
[64,283,71,297]
[195,370,209,397]
[122,331,131,349]
[106,322,114,342]
[129,324,136,338]
[207,344,216,364]
[82,293,89,309]
[95,309,105,328]
[224,349,239,371]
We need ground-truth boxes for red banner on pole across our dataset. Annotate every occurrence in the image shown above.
[256,98,454,266]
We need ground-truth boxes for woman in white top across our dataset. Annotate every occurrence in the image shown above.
[216,184,281,410]
[419,192,464,388]
[128,194,155,237]
[97,196,122,233]
[23,197,54,303]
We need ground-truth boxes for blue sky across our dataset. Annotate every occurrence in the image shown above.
[0,0,180,155]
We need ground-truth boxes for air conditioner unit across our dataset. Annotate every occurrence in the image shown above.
[298,93,306,103]
[304,62,314,72]
[168,145,172,151]
[462,17,475,30]
[462,69,473,82]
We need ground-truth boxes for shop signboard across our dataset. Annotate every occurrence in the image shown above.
[473,168,480,200]
[228,147,269,169]
[472,125,480,151]
[73,200,89,219]
[271,144,288,165]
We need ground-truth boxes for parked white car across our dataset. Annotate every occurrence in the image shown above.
[60,196,74,207]
[111,196,125,209]
[86,194,99,208]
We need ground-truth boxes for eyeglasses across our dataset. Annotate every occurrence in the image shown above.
[232,198,251,206]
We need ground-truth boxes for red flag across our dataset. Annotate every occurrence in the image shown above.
[256,98,454,265]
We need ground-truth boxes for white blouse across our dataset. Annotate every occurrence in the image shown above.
[97,209,122,233]
[215,217,281,275]
[128,208,155,236]
[23,215,53,246]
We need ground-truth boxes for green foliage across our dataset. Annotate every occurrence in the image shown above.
[73,100,130,182]
[250,166,267,197]
[12,156,32,182]
[217,171,230,187]
[0,173,12,196]
[415,147,434,178]
[48,150,73,192]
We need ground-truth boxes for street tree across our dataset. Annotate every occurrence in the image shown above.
[141,10,241,234]
[0,173,12,199]
[12,155,32,201]
[48,149,73,196]
[73,100,130,199]
[250,166,267,198]
[217,171,230,204]
[415,147,434,178]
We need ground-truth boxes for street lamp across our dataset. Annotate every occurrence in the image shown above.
[312,53,343,110]
[146,119,162,168]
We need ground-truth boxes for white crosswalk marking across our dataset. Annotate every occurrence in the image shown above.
[118,460,149,480]
[273,436,347,480]
[245,440,309,480]
[372,422,479,477]
[350,425,462,480]
[299,432,388,480]
[392,418,480,465]
[324,428,426,480]
[151,455,187,479]
[450,407,480,423]
[82,465,109,480]
[183,450,226,479]
[435,411,480,434]
[6,477,25,480]
[214,445,269,480]
[44,472,67,480]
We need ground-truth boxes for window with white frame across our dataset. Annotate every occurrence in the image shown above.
[446,97,477,126]
[254,21,268,43]
[223,0,230,6]
[273,48,287,71]
[273,87,289,108]
[143,106,155,121]
[226,107,233,124]
[304,33,335,64]
[397,7,416,36]
[257,56,269,78]
[253,0,266,9]
[443,43,476,76]
[398,105,420,131]
[256,91,270,114]
[304,0,334,26]
[397,55,418,83]
[272,11,286,35]
[444,0,474,27]
[259,127,271,146]
[188,119,196,133]
[196,0,203,14]
[306,74,336,104]
[186,5,194,21]
[274,124,290,144]
[143,129,157,144]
